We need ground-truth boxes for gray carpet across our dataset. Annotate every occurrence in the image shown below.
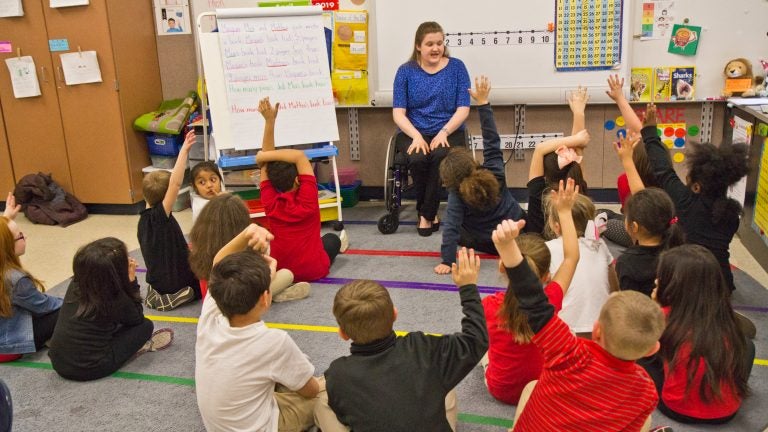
[2,203,766,431]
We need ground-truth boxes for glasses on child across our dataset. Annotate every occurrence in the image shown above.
[15,232,25,242]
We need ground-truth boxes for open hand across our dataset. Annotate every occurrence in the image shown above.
[408,136,430,155]
[429,132,450,151]
[605,74,625,101]
[451,247,480,287]
[257,97,280,122]
[613,133,640,162]
[551,179,579,213]
[181,129,196,152]
[567,86,589,114]
[643,103,657,127]
[468,75,491,105]
[2,192,20,220]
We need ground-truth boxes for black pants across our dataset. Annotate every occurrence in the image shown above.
[32,310,60,351]
[395,130,465,222]
[322,233,341,264]
[638,337,755,424]
[55,318,154,382]
[458,228,498,256]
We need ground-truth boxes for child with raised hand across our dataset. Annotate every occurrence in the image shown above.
[196,223,323,432]
[641,103,749,291]
[188,193,307,302]
[526,87,590,235]
[435,76,525,274]
[0,213,62,361]
[482,179,580,405]
[315,247,487,432]
[138,129,200,311]
[48,238,173,381]
[543,186,617,335]
[615,188,685,296]
[643,244,753,424]
[492,219,664,431]
[255,97,344,282]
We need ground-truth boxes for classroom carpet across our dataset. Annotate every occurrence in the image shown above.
[2,203,767,431]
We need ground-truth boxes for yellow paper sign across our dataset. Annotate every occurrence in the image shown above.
[725,78,753,93]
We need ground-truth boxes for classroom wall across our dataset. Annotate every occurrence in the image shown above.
[152,9,726,191]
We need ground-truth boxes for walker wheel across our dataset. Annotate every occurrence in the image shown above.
[333,221,344,231]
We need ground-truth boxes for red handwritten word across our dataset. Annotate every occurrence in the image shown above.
[634,107,686,123]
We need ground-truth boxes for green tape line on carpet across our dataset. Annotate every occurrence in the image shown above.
[458,412,514,427]
[1,361,194,387]
[2,360,514,428]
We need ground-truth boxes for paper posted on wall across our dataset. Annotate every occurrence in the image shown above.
[59,51,102,85]
[5,56,41,98]
[50,0,89,7]
[0,0,23,17]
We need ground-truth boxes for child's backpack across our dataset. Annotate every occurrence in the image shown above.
[13,173,87,227]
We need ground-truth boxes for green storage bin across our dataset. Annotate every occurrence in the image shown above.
[340,181,361,208]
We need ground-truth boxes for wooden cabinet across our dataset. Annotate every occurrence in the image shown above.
[0,101,17,194]
[0,0,162,205]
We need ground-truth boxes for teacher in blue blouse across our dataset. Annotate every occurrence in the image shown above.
[392,21,471,237]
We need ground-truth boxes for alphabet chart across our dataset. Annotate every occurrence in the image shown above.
[555,0,623,71]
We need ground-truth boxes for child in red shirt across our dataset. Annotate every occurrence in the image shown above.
[492,218,665,432]
[256,98,343,282]
[642,244,753,424]
[482,179,580,405]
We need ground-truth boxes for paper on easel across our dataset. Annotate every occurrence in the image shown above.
[5,56,41,98]
[50,0,89,7]
[0,0,23,17]
[60,51,102,85]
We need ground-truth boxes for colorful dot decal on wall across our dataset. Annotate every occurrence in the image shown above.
[674,128,686,138]
[604,120,616,130]
[688,125,700,136]
[673,152,685,163]
[664,127,675,137]
[663,139,675,149]
[674,137,686,148]
[615,116,626,127]
[616,129,627,138]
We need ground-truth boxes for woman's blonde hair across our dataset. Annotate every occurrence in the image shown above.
[0,217,44,317]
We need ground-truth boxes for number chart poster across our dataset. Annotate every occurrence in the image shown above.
[555,0,624,71]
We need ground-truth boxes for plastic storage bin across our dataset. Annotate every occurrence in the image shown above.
[331,167,359,187]
[146,132,184,156]
[340,181,361,208]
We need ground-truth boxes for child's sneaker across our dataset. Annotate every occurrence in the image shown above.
[136,328,175,356]
[273,282,310,303]
[145,286,194,311]
[339,229,349,253]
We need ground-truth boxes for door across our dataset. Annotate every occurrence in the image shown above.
[43,1,132,203]
[0,0,73,192]
[0,100,17,194]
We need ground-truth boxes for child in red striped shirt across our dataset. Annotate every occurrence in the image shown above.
[492,219,665,432]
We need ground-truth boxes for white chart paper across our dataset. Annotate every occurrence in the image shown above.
[0,0,23,17]
[5,56,41,98]
[60,51,103,85]
[50,0,89,8]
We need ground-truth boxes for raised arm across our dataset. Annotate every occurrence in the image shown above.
[258,97,280,153]
[492,219,555,334]
[256,149,314,179]
[162,130,195,215]
[435,247,488,388]
[213,224,274,267]
[568,86,589,137]
[606,74,642,134]
[550,179,580,295]
[641,103,693,209]
[613,134,645,194]
[469,76,504,177]
[529,130,590,181]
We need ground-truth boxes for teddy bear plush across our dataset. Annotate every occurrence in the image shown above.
[722,58,756,97]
